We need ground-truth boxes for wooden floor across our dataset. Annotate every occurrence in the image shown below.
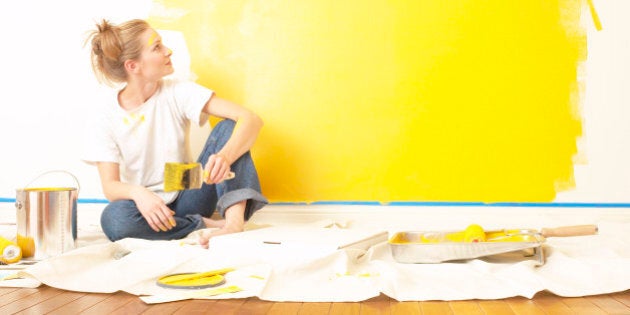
[1,286,629,314]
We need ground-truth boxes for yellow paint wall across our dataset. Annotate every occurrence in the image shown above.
[149,0,585,203]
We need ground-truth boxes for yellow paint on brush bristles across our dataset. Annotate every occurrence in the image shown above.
[164,162,236,192]
[164,162,204,192]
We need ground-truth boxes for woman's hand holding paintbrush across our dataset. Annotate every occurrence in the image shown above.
[204,153,236,184]
[163,161,235,192]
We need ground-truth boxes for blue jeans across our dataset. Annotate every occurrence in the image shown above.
[100,120,268,241]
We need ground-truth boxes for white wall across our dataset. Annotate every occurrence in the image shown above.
[0,0,628,203]
[0,1,204,200]
[555,0,630,203]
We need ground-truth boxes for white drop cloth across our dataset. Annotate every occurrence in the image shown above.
[1,203,629,302]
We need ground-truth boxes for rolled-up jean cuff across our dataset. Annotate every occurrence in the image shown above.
[187,214,207,230]
[217,188,268,220]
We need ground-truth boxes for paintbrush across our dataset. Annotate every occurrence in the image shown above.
[164,162,235,192]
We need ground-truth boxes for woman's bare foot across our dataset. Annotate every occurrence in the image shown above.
[198,202,246,248]
[198,224,244,248]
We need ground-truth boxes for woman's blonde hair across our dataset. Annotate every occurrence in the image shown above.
[87,19,151,85]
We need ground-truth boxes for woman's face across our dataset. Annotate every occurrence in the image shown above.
[136,29,174,80]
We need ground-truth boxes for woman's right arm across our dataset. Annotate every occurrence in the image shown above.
[97,162,139,201]
[96,162,175,232]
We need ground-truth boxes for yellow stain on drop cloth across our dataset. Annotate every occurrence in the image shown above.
[149,0,585,203]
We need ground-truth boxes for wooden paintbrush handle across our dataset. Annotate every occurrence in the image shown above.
[540,225,598,237]
[203,171,236,183]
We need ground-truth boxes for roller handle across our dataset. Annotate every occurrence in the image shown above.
[540,225,598,237]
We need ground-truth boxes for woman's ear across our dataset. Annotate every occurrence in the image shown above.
[124,59,138,74]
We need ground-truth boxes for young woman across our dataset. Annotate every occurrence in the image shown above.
[83,19,267,246]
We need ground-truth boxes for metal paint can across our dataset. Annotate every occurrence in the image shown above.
[15,171,79,260]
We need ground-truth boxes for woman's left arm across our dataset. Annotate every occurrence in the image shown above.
[202,95,263,183]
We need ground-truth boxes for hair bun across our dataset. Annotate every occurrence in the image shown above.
[87,18,150,85]
[93,19,122,62]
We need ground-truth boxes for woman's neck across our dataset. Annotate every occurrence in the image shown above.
[118,80,160,110]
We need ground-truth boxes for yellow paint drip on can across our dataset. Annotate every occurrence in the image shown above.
[23,187,77,192]
[0,236,22,264]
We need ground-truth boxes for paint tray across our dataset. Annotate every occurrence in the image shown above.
[388,225,596,265]
[389,230,545,265]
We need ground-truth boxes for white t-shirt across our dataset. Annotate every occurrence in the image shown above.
[82,78,214,203]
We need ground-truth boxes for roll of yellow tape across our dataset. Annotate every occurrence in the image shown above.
[0,236,22,264]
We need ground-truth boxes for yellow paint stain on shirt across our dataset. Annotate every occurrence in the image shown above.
[124,114,145,125]
[149,0,584,203]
